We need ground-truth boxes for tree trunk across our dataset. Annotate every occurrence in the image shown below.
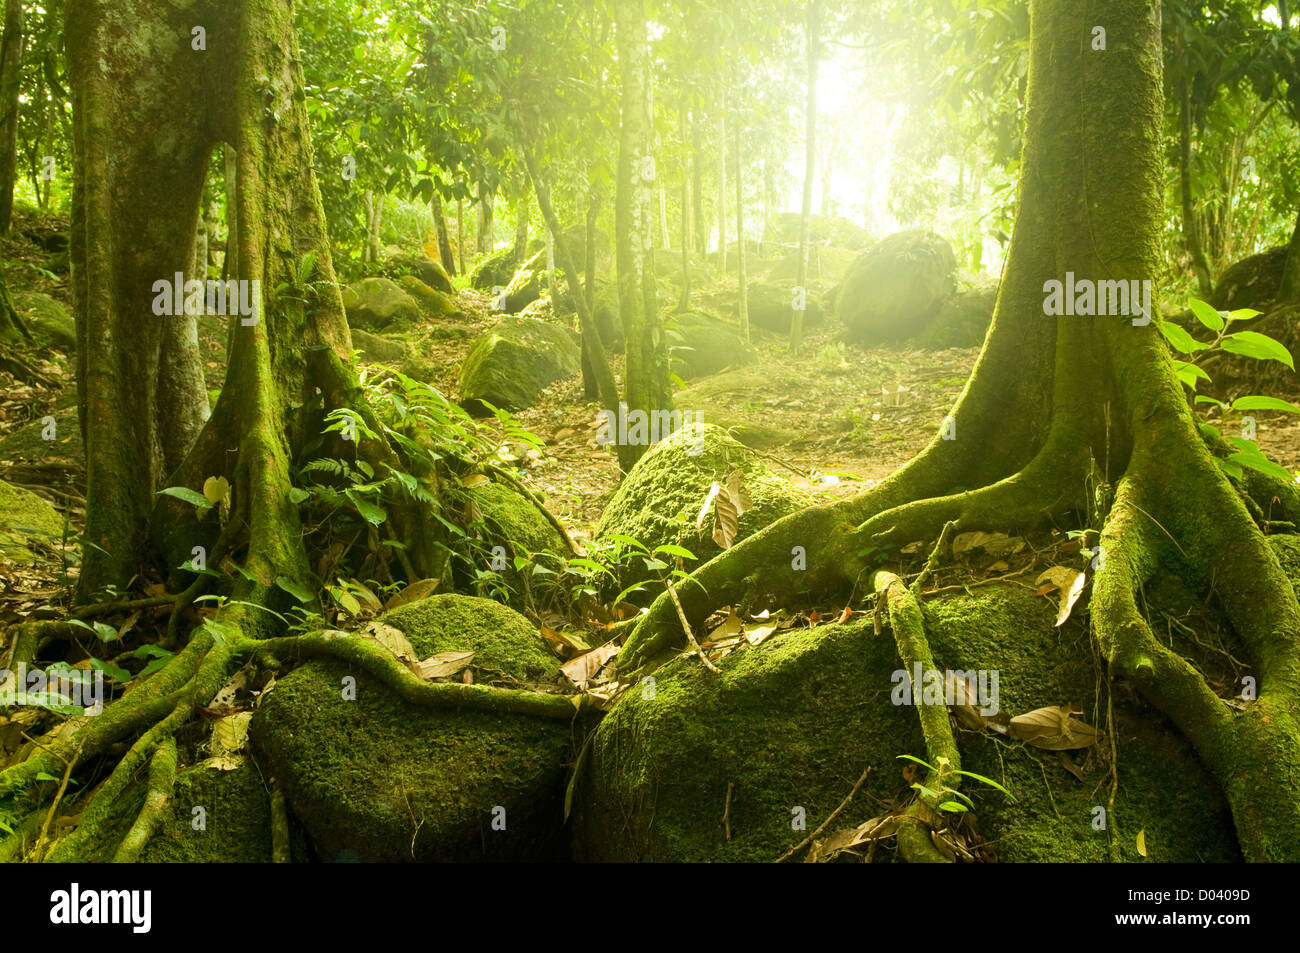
[1177,66,1213,296]
[622,0,1300,862]
[1280,207,1300,302]
[0,0,24,234]
[584,182,600,317]
[678,106,691,313]
[791,0,820,352]
[431,190,456,275]
[716,84,726,277]
[513,190,530,260]
[476,183,493,254]
[735,114,749,343]
[614,0,671,470]
[456,196,465,273]
[691,100,707,258]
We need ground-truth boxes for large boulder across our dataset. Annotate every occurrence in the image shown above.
[137,761,282,862]
[470,480,568,604]
[836,231,958,342]
[470,247,522,292]
[386,252,453,294]
[667,311,756,380]
[745,280,825,334]
[12,292,76,351]
[573,583,1239,862]
[0,479,63,566]
[500,249,547,314]
[593,423,811,590]
[1209,246,1288,311]
[342,277,421,332]
[591,282,623,350]
[396,274,458,320]
[251,594,572,862]
[765,212,872,250]
[458,316,581,415]
[349,328,409,364]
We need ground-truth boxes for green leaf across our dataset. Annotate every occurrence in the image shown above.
[1188,298,1225,332]
[1157,321,1207,355]
[1226,308,1262,323]
[1215,456,1245,480]
[89,657,132,683]
[345,489,387,525]
[275,576,316,604]
[158,486,212,510]
[953,768,1016,799]
[1172,360,1211,391]
[653,544,698,561]
[1231,396,1300,414]
[938,800,969,813]
[1228,451,1294,483]
[1220,331,1295,369]
[1193,395,1227,408]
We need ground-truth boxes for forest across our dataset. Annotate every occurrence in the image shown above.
[0,0,1297,870]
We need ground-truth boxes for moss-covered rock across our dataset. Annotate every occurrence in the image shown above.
[137,760,281,862]
[591,281,623,350]
[349,328,409,364]
[593,423,811,587]
[915,284,998,349]
[251,594,571,862]
[764,245,859,285]
[386,252,454,294]
[342,277,421,332]
[0,400,81,475]
[458,316,581,416]
[836,230,958,342]
[572,584,1239,862]
[470,481,568,606]
[0,479,63,565]
[397,274,459,320]
[501,249,547,314]
[666,311,756,379]
[12,292,76,351]
[469,243,538,292]
[765,212,872,250]
[745,280,825,334]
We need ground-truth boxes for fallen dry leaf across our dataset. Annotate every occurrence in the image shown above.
[1008,704,1099,750]
[410,650,476,681]
[561,641,619,689]
[1035,566,1087,626]
[384,577,440,612]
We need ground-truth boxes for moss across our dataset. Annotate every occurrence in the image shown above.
[11,292,75,351]
[457,316,581,415]
[594,423,811,589]
[836,231,958,342]
[250,594,572,861]
[666,311,756,380]
[469,481,567,606]
[573,584,1239,862]
[0,479,64,565]
[137,760,280,863]
[397,274,458,320]
[342,277,421,332]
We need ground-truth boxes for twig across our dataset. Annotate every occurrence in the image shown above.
[911,520,957,597]
[773,765,871,863]
[33,734,86,862]
[664,577,720,674]
[722,781,734,841]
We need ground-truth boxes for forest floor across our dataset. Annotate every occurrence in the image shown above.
[3,218,1300,601]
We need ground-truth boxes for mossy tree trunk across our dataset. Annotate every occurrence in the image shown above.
[431,189,456,276]
[622,0,1300,861]
[790,0,819,353]
[614,0,671,470]
[0,0,23,235]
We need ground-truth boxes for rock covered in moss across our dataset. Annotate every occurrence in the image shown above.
[836,230,957,342]
[137,761,280,862]
[458,316,581,416]
[342,277,421,332]
[667,311,756,379]
[349,328,408,364]
[397,274,458,320]
[500,249,546,314]
[593,423,810,585]
[745,280,825,334]
[251,594,571,862]
[12,292,76,351]
[0,479,63,566]
[386,252,454,295]
[572,585,1238,862]
[469,480,568,605]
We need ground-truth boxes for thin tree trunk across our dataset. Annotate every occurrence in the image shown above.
[476,183,493,254]
[735,115,749,343]
[691,100,706,258]
[614,0,672,469]
[456,196,465,273]
[513,191,529,260]
[716,85,726,276]
[0,0,24,234]
[430,190,456,275]
[1177,68,1213,296]
[678,106,691,313]
[585,182,601,317]
[1280,207,1300,302]
[791,0,820,352]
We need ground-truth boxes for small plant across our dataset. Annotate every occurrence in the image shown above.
[897,754,1015,814]
[1162,297,1299,482]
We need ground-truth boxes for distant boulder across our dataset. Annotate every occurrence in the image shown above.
[397,274,458,320]
[343,277,421,332]
[386,252,453,295]
[458,316,581,415]
[836,231,958,342]
[500,249,548,314]
[745,280,825,334]
[765,213,871,250]
[667,312,756,379]
[1210,247,1288,311]
[915,284,998,349]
